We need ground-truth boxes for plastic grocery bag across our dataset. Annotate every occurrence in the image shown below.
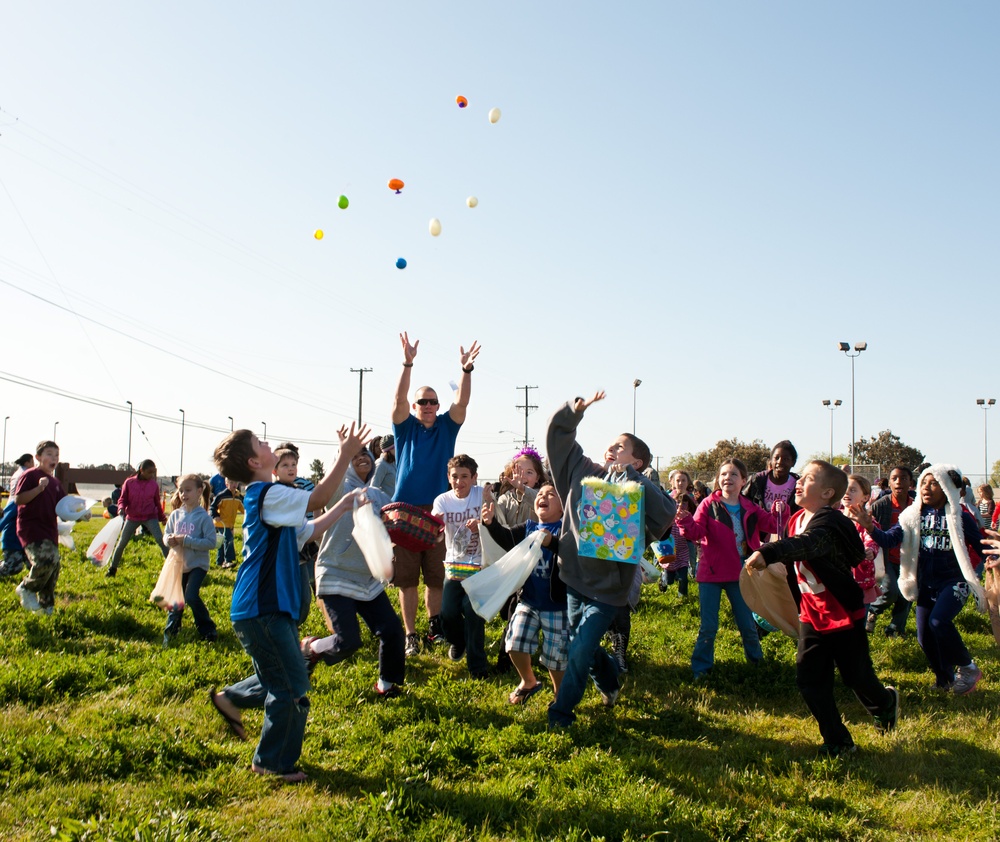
[86,515,125,567]
[478,520,505,569]
[462,531,547,621]
[149,547,186,612]
[57,519,76,550]
[352,496,394,583]
[638,554,660,585]
[739,563,798,638]
[55,496,98,522]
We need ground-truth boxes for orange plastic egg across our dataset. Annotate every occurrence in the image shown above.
[388,178,404,193]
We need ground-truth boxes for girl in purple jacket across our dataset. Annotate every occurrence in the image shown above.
[677,458,782,678]
[106,459,168,577]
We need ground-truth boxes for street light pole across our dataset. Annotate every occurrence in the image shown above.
[179,409,185,475]
[632,379,642,435]
[838,342,867,472]
[976,398,996,481]
[228,416,234,432]
[53,421,59,442]
[261,421,267,441]
[126,400,133,469]
[821,400,842,462]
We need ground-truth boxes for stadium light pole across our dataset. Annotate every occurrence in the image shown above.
[126,400,133,469]
[2,416,9,495]
[633,379,642,434]
[977,399,996,481]
[822,400,842,462]
[179,409,185,475]
[838,342,866,472]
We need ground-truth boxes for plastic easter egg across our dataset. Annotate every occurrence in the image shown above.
[456,95,468,108]
[429,218,442,237]
[488,107,501,124]
[338,195,349,209]
[314,229,324,240]
[466,196,478,208]
[388,178,404,193]
[396,257,407,269]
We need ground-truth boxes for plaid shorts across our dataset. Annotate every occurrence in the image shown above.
[505,602,569,671]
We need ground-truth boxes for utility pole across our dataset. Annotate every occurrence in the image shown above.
[351,367,373,426]
[515,386,538,449]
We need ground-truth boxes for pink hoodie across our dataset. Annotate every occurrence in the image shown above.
[119,476,165,523]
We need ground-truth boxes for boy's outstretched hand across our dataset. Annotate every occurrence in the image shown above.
[460,340,481,369]
[845,503,873,530]
[745,551,766,573]
[337,422,372,457]
[400,332,419,364]
[573,391,606,414]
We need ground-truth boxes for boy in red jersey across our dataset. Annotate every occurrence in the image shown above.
[746,460,898,756]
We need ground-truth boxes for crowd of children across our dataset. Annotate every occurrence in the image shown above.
[3,338,998,783]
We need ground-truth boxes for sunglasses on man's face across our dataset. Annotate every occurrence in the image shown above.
[415,398,439,406]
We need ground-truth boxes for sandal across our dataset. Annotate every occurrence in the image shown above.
[251,763,308,784]
[209,686,247,742]
[508,682,544,705]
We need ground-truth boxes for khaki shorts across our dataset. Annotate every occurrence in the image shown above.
[392,539,445,590]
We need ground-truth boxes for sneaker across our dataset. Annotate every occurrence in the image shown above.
[818,743,857,758]
[373,681,402,699]
[105,566,118,578]
[404,633,421,657]
[426,615,446,647]
[301,636,321,675]
[953,662,982,696]
[600,686,621,708]
[874,686,899,733]
[609,632,628,675]
[162,633,172,650]
[0,558,24,578]
[15,583,42,614]
[864,613,877,634]
[448,643,465,661]
[884,624,902,639]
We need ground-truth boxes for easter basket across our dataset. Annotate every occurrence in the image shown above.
[380,502,444,552]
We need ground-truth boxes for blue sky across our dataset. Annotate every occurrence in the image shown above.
[2,3,998,483]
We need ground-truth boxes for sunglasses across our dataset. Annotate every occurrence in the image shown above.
[415,398,439,406]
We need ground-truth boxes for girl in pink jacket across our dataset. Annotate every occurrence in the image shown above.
[677,458,781,678]
[106,459,168,577]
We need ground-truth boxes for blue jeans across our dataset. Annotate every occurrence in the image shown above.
[109,519,167,571]
[216,527,235,566]
[164,567,217,638]
[692,581,762,676]
[441,578,487,675]
[916,580,973,687]
[548,587,620,727]
[228,613,310,774]
[314,591,405,685]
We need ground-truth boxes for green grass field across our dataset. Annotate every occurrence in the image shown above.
[1,512,998,841]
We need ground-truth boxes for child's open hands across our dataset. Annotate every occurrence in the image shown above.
[573,391,606,414]
[846,503,873,529]
[459,340,481,370]
[400,332,419,364]
[337,422,372,458]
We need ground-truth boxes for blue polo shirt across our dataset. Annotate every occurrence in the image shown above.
[392,412,461,506]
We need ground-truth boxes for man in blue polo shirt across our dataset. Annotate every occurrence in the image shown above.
[391,331,481,656]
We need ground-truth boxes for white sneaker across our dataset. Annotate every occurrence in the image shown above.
[952,662,982,696]
[15,584,42,614]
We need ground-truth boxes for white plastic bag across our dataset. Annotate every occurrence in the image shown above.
[55,496,98,522]
[638,554,660,585]
[57,519,76,549]
[478,520,505,569]
[86,515,125,567]
[150,546,186,612]
[462,531,547,621]
[352,496,394,583]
